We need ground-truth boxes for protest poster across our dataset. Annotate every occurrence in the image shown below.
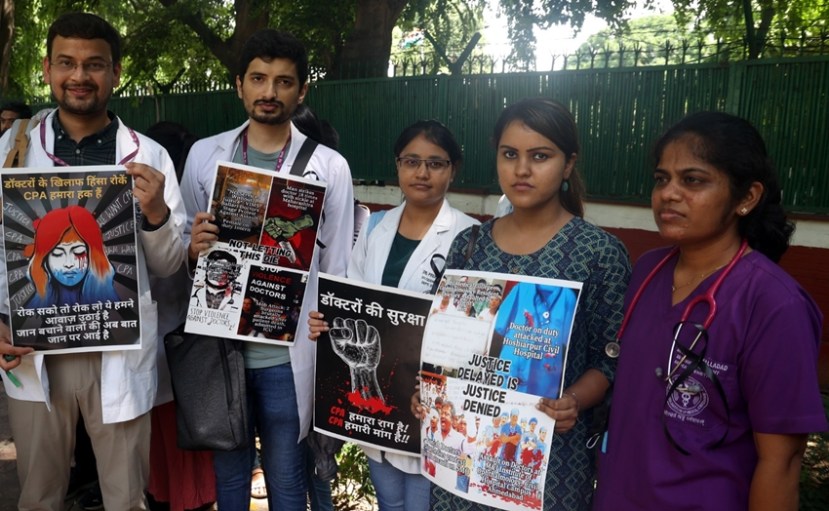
[314,273,432,456]
[1,166,141,353]
[185,161,325,345]
[420,270,582,511]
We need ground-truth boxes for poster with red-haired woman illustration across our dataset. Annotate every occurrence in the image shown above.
[1,166,141,353]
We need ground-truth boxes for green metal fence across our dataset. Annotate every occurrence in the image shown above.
[40,56,828,214]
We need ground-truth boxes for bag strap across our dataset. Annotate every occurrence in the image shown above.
[289,138,319,176]
[3,119,33,168]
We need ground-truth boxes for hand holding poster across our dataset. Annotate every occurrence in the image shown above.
[314,273,433,456]
[185,161,325,345]
[1,166,141,353]
[420,270,581,511]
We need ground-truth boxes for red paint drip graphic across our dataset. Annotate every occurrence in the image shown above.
[346,389,395,415]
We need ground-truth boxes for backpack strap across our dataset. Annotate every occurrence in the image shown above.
[289,138,319,176]
[3,119,33,168]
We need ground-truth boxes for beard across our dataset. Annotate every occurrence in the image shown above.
[247,100,293,125]
[56,82,112,117]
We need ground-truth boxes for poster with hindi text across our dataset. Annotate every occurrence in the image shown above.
[185,161,325,345]
[420,270,582,511]
[1,166,141,353]
[314,273,432,456]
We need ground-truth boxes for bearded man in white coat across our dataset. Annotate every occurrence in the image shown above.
[180,29,353,510]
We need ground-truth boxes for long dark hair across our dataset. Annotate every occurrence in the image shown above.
[653,111,793,262]
[492,98,585,217]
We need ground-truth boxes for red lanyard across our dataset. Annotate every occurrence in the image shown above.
[40,117,140,167]
[241,128,290,172]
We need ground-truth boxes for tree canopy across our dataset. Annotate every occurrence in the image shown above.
[1,0,827,101]
[570,14,720,68]
[672,0,829,59]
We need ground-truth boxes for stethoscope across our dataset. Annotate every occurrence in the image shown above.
[604,239,748,454]
[605,238,749,361]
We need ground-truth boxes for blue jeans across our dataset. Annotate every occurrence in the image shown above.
[307,443,334,511]
[213,363,307,511]
[367,457,430,511]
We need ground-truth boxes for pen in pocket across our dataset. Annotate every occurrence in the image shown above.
[3,354,23,388]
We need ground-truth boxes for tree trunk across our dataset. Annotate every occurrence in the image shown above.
[742,0,775,59]
[752,2,776,58]
[0,0,14,94]
[158,0,269,83]
[332,0,409,79]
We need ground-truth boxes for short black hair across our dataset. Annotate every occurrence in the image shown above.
[238,29,308,85]
[47,12,121,64]
[394,120,464,172]
[292,104,340,149]
[0,101,32,119]
[145,121,199,181]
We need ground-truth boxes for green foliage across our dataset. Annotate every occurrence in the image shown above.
[495,0,639,69]
[800,393,829,511]
[332,442,375,510]
[391,0,489,75]
[672,0,829,58]
[570,14,720,68]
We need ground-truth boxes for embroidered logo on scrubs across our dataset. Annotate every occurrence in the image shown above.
[666,376,709,417]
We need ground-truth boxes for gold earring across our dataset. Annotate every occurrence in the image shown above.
[740,207,748,215]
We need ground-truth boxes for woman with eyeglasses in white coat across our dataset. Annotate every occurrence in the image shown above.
[310,119,478,510]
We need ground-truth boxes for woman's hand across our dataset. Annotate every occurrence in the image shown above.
[410,381,427,420]
[536,393,579,433]
[307,311,329,341]
[538,369,609,434]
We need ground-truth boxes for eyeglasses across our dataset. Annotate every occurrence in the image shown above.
[665,321,708,393]
[50,58,112,74]
[396,157,452,172]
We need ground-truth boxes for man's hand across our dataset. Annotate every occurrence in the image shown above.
[0,322,32,371]
[189,212,218,263]
[126,162,168,226]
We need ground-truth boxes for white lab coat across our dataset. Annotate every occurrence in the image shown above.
[179,121,354,441]
[349,199,478,473]
[0,110,187,423]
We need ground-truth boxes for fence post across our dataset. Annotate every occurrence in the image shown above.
[724,61,745,115]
